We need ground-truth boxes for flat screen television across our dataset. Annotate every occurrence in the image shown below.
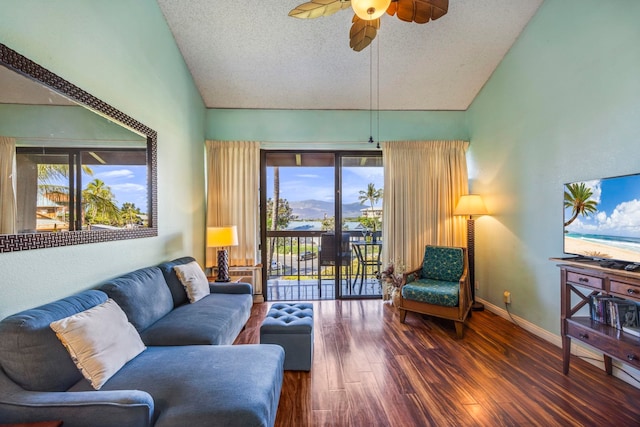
[564,173,640,266]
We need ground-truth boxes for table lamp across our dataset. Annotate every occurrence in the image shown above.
[207,226,238,282]
[454,194,488,311]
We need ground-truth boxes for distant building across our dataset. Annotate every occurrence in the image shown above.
[361,207,382,219]
[36,190,68,232]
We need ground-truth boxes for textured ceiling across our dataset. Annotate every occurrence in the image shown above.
[157,0,543,111]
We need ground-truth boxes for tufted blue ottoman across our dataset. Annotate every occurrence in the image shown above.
[260,302,314,371]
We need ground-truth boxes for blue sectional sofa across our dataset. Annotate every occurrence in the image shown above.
[0,257,284,427]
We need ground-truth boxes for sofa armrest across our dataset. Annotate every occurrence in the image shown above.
[209,282,253,294]
[0,373,154,427]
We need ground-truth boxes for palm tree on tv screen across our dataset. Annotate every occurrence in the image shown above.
[564,182,598,227]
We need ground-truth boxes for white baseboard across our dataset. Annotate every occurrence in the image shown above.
[478,297,640,388]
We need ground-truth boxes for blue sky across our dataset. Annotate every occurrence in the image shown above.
[82,165,148,212]
[565,174,640,237]
[267,166,384,206]
[90,165,147,211]
[46,165,147,212]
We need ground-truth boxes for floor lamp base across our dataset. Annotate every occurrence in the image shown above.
[472,301,485,311]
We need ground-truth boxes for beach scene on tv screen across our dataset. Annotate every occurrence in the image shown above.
[564,175,640,264]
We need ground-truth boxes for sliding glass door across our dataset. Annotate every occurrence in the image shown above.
[261,151,382,301]
[340,155,384,298]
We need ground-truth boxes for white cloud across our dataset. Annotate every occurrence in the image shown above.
[568,199,640,237]
[110,183,145,193]
[596,211,607,223]
[605,200,640,231]
[95,169,135,180]
[582,180,602,203]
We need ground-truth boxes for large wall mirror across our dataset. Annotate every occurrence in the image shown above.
[0,43,157,252]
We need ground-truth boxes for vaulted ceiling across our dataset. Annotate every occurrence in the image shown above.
[157,0,543,111]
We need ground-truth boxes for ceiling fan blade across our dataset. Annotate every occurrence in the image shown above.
[386,1,398,17]
[289,0,351,19]
[395,0,448,24]
[349,15,380,52]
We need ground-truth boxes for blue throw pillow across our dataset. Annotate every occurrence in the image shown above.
[100,267,173,332]
[157,256,196,307]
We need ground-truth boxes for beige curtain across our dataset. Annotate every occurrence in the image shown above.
[0,136,17,234]
[381,140,469,271]
[206,140,260,267]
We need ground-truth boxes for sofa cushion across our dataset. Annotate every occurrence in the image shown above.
[0,290,108,392]
[50,299,146,390]
[67,344,285,427]
[174,261,210,303]
[100,266,173,332]
[157,256,196,307]
[140,293,253,346]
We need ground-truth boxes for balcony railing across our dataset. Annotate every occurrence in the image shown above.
[264,230,382,300]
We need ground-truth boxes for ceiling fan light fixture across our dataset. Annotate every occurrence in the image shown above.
[351,0,391,21]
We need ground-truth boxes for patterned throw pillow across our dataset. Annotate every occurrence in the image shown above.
[50,299,146,390]
[174,261,210,303]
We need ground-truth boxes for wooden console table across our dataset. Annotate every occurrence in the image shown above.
[553,257,640,375]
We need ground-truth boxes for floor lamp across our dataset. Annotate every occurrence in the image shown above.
[207,226,238,282]
[454,194,488,311]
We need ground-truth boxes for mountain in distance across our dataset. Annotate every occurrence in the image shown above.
[289,199,365,220]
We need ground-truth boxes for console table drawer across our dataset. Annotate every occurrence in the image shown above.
[566,320,603,345]
[614,341,640,369]
[610,280,640,300]
[566,271,603,289]
[567,320,640,369]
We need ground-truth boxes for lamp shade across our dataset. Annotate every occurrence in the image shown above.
[351,0,391,20]
[207,226,238,248]
[454,195,488,216]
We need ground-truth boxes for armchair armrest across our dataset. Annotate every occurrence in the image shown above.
[0,373,153,427]
[457,264,471,316]
[402,268,422,286]
[209,282,253,294]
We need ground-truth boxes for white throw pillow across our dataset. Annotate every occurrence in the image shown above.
[50,298,146,390]
[174,261,210,303]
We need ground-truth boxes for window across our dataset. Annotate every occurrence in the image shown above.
[16,147,148,233]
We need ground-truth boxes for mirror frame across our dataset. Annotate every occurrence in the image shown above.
[0,42,157,252]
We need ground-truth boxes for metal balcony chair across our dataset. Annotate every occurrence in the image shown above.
[398,245,472,338]
[352,243,382,294]
[318,233,352,296]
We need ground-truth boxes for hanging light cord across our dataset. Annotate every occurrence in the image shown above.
[376,36,381,149]
[369,42,373,144]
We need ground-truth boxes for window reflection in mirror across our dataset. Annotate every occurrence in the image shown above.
[15,147,148,233]
[0,42,156,251]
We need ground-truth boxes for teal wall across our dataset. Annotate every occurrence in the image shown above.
[0,0,205,318]
[0,104,144,144]
[207,109,468,145]
[467,0,640,333]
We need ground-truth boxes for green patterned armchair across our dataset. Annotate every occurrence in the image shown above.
[398,245,472,338]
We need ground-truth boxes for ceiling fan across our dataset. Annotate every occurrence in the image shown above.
[288,0,449,52]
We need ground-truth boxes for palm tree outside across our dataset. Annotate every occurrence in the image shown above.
[121,202,142,227]
[358,182,383,232]
[82,178,120,226]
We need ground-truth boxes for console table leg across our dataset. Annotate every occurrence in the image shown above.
[562,336,571,374]
[604,355,613,375]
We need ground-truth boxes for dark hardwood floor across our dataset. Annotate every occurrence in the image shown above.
[235,300,640,426]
